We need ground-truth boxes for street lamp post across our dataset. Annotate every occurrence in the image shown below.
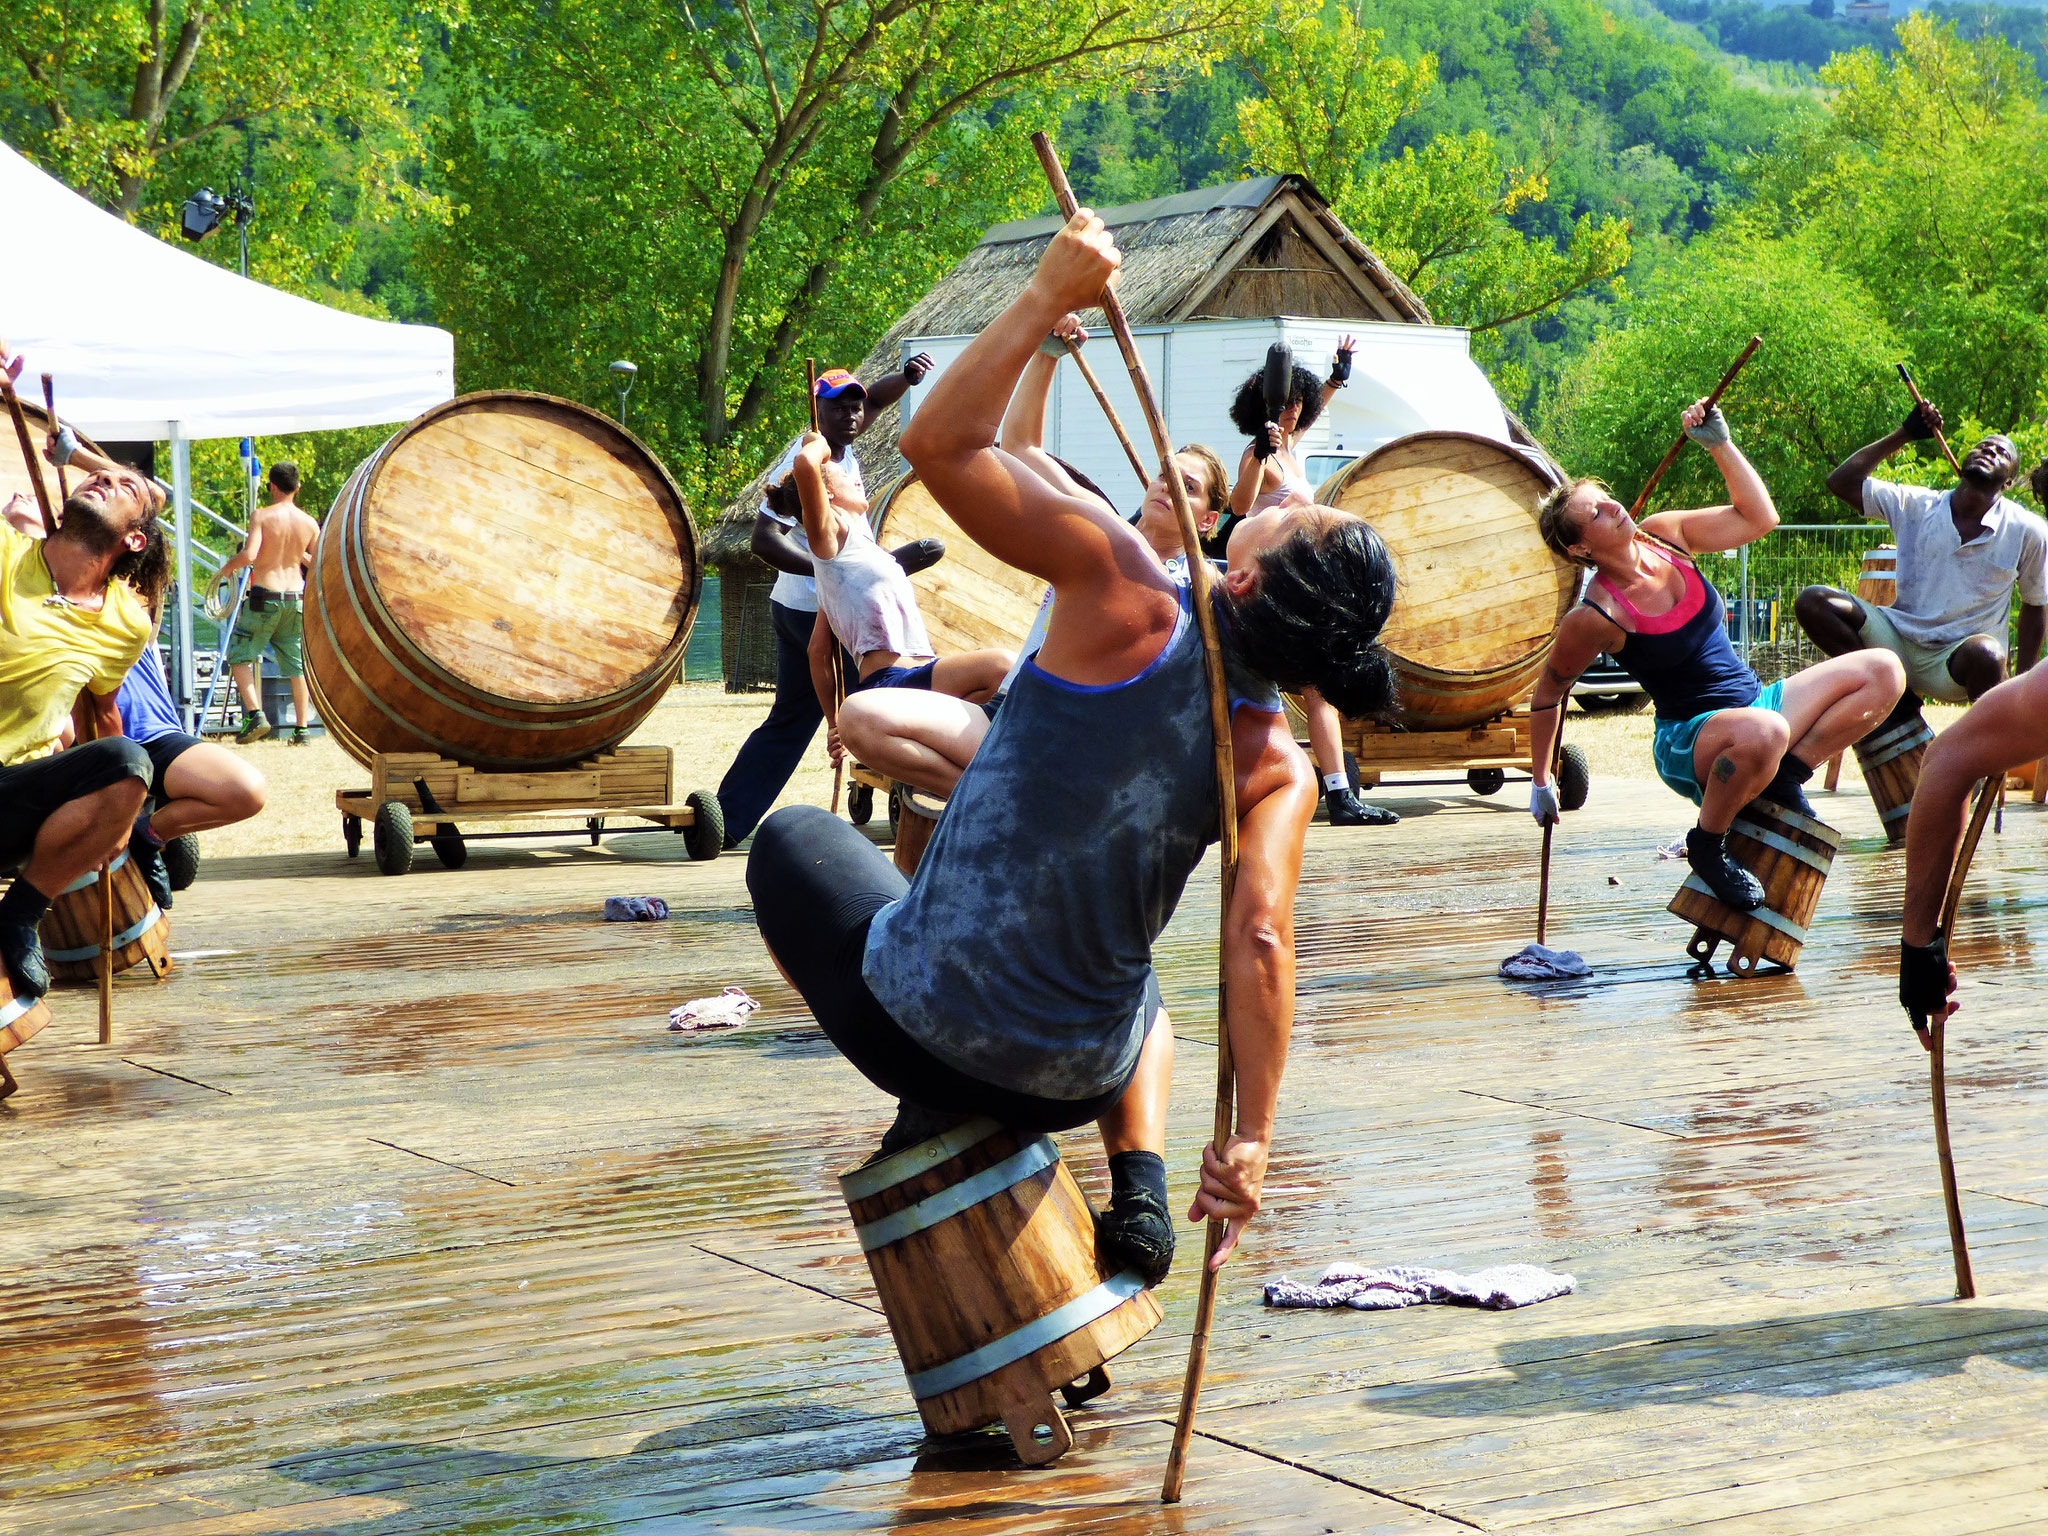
[609,360,638,427]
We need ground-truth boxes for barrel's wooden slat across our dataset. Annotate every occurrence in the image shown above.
[873,475,1048,660]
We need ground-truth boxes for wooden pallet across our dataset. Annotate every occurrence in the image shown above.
[335,748,720,872]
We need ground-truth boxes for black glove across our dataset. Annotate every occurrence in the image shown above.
[891,536,944,576]
[903,352,934,385]
[1328,347,1353,387]
[1900,402,1938,442]
[1252,422,1280,462]
[1900,934,1952,1026]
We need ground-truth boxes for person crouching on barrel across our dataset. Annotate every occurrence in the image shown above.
[836,312,1231,798]
[746,208,1396,1284]
[1898,661,2048,1040]
[1529,401,1906,911]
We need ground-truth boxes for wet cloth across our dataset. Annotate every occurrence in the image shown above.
[1862,480,2048,650]
[668,986,758,1031]
[1264,1262,1577,1312]
[760,437,864,613]
[1498,943,1592,981]
[603,896,669,921]
[0,523,154,763]
[812,511,933,665]
[863,582,1280,1102]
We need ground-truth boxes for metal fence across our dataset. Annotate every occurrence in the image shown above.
[1697,523,1889,685]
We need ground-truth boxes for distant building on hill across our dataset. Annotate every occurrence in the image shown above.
[1844,0,1890,25]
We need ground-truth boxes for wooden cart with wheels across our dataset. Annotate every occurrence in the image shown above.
[1335,707,1589,810]
[337,747,724,874]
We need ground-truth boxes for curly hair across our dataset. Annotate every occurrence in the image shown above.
[1224,514,1398,720]
[1228,364,1325,441]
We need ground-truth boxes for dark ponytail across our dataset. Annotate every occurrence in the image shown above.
[1227,516,1398,720]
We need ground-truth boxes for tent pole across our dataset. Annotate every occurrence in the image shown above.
[170,425,196,731]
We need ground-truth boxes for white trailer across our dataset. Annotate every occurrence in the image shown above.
[893,315,1510,513]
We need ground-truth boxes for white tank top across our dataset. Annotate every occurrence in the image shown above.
[812,512,934,662]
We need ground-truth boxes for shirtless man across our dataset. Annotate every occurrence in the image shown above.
[218,462,320,744]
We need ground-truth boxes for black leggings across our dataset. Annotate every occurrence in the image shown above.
[747,804,1131,1133]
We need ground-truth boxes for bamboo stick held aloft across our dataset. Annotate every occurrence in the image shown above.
[1897,363,1963,478]
[1,367,57,537]
[1025,129,1239,1507]
[1062,337,1151,491]
[1628,334,1761,518]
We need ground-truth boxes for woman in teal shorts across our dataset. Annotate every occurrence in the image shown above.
[1526,400,1905,910]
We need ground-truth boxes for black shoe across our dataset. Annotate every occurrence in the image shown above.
[132,833,173,913]
[873,1101,971,1160]
[1327,788,1398,826]
[1759,753,1816,820]
[1687,828,1764,911]
[0,921,49,1001]
[1097,1187,1176,1287]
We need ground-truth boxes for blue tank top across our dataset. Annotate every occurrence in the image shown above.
[1589,539,1759,722]
[117,642,185,744]
[863,582,1281,1101]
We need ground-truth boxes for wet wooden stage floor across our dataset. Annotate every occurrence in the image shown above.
[5,777,2048,1534]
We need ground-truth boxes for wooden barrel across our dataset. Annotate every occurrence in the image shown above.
[38,850,171,983]
[892,786,943,877]
[870,472,1046,657]
[839,1116,1161,1464]
[1854,713,1934,844]
[1668,800,1841,975]
[1857,547,1898,608]
[1318,432,1570,729]
[305,392,699,771]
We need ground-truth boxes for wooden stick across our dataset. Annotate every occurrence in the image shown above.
[1,370,58,537]
[1026,130,1240,1507]
[1536,714,1563,947]
[98,853,114,1045]
[1897,364,1963,477]
[40,375,69,503]
[1628,335,1761,518]
[1924,775,1997,1300]
[1062,338,1150,490]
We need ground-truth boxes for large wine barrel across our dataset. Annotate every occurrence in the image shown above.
[1318,432,1569,729]
[1858,546,1898,608]
[306,393,698,770]
[870,471,1046,657]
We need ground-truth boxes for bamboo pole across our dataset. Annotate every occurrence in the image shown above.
[1,370,57,536]
[1897,363,1963,477]
[1025,130,1240,1507]
[1628,335,1762,519]
[1921,775,1996,1301]
[40,375,69,503]
[1062,338,1150,491]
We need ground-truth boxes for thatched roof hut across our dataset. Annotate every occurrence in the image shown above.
[704,174,1428,566]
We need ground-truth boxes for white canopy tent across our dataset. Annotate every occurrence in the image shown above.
[0,140,454,724]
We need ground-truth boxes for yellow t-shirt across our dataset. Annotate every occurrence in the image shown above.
[0,523,155,764]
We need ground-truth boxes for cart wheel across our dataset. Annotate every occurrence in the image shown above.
[888,785,902,834]
[163,833,202,890]
[431,828,468,870]
[373,801,415,876]
[683,790,724,861]
[344,814,362,859]
[848,783,874,825]
[1342,751,1361,793]
[1558,743,1591,812]
[1466,767,1506,797]
[587,817,605,846]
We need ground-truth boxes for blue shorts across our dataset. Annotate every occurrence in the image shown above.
[1651,679,1786,805]
[849,660,937,694]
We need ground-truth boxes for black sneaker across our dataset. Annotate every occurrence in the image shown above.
[0,921,49,1001]
[1096,1187,1176,1287]
[1759,753,1817,820]
[1327,788,1398,826]
[132,833,174,913]
[1687,828,1764,911]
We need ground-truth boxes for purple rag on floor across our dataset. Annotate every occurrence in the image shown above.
[604,896,669,922]
[1264,1262,1576,1311]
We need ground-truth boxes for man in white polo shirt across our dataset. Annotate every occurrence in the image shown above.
[1796,402,2045,707]
[714,358,938,847]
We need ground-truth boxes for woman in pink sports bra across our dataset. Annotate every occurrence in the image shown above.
[1525,398,1905,912]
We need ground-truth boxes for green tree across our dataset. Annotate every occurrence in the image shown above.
[1230,0,1632,354]
[429,0,1246,500]
[1545,234,1906,521]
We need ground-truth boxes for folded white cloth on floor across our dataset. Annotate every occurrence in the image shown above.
[1264,1262,1576,1311]
[668,986,759,1032]
[605,896,670,921]
[1498,943,1591,980]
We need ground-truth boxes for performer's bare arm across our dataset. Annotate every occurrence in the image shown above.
[900,209,1178,689]
[1826,403,1939,512]
[1527,606,1615,790]
[788,434,845,562]
[1641,400,1778,556]
[998,315,1103,508]
[751,513,814,578]
[1196,702,1317,1267]
[807,607,840,746]
[1228,441,1277,518]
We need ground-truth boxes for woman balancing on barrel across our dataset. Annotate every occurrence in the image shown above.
[747,209,1396,1283]
[1220,339,1394,828]
[1530,401,1905,911]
